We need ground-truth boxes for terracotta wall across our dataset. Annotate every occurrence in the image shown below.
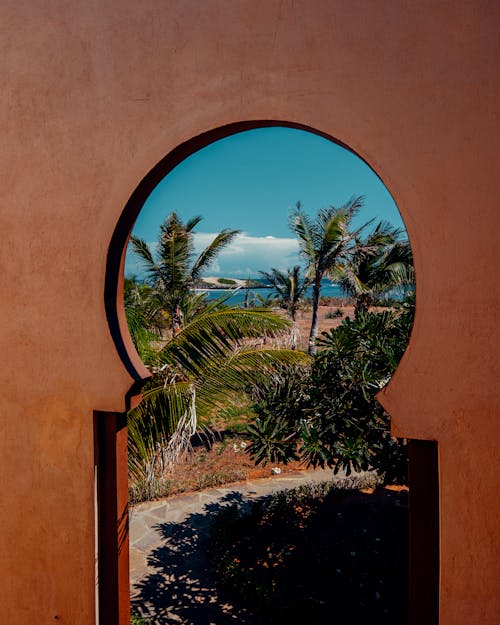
[1,1,498,623]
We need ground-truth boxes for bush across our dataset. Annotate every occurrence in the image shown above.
[325,307,343,319]
[217,277,237,285]
[207,477,408,625]
[247,303,414,484]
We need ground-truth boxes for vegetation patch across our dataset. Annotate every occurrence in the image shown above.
[217,277,237,285]
[129,430,306,505]
[325,307,344,318]
[208,477,408,625]
[125,205,414,502]
[247,304,414,484]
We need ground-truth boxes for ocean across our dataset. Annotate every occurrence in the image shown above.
[196,282,350,306]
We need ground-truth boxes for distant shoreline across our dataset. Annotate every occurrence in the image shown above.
[193,285,271,291]
[194,276,266,290]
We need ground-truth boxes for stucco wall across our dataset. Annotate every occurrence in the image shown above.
[1,1,499,623]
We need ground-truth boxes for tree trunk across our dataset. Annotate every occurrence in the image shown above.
[291,312,297,350]
[308,281,321,355]
[355,293,371,317]
[172,304,184,335]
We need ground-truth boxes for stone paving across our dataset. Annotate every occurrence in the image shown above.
[129,467,344,623]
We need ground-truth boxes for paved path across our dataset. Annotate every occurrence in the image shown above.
[130,468,344,624]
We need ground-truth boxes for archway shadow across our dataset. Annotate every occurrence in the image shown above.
[132,487,408,625]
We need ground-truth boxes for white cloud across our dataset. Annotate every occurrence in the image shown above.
[125,233,301,278]
[193,232,300,276]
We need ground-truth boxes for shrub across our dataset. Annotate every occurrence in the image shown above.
[194,468,247,490]
[247,303,414,484]
[207,477,407,625]
[217,277,237,285]
[325,307,343,319]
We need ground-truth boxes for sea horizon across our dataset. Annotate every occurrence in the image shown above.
[194,280,350,305]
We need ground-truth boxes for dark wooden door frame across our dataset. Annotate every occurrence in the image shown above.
[408,439,440,625]
[95,411,130,625]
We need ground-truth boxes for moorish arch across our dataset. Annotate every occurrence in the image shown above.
[1,3,498,625]
[101,119,431,625]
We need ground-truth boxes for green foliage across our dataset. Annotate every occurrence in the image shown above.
[247,300,414,484]
[246,367,307,465]
[126,212,312,499]
[333,221,414,315]
[127,303,309,496]
[217,277,237,285]
[289,197,372,354]
[259,266,310,316]
[213,402,254,432]
[325,307,343,319]
[207,476,407,625]
[259,265,310,349]
[124,277,167,364]
[129,212,239,334]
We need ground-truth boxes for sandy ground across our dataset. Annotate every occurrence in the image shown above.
[292,304,355,350]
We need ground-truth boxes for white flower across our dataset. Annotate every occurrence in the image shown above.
[271,467,282,475]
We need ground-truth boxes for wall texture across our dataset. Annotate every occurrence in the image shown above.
[1,1,499,623]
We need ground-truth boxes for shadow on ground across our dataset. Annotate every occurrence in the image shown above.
[132,492,258,625]
[132,487,408,625]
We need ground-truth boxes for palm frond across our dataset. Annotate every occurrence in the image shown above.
[341,195,365,218]
[125,305,159,364]
[185,215,203,232]
[128,381,195,481]
[289,203,317,261]
[159,218,191,291]
[196,348,312,416]
[158,308,291,377]
[129,236,165,285]
[336,264,371,297]
[190,229,240,281]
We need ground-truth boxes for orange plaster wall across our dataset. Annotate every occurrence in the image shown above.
[1,1,499,623]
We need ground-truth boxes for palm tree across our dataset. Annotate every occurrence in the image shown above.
[130,212,239,335]
[259,266,310,349]
[334,221,414,315]
[289,198,371,355]
[127,303,310,500]
[126,212,311,500]
[124,276,168,363]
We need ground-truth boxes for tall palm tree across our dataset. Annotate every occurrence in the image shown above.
[334,221,414,315]
[289,198,371,355]
[130,212,239,335]
[126,212,311,499]
[260,266,310,349]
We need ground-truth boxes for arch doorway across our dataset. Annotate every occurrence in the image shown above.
[98,121,438,625]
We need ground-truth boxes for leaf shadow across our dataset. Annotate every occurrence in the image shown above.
[131,492,259,625]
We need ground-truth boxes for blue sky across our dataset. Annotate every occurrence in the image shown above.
[125,127,405,277]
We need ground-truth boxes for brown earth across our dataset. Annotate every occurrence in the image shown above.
[149,432,308,500]
[294,304,354,349]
